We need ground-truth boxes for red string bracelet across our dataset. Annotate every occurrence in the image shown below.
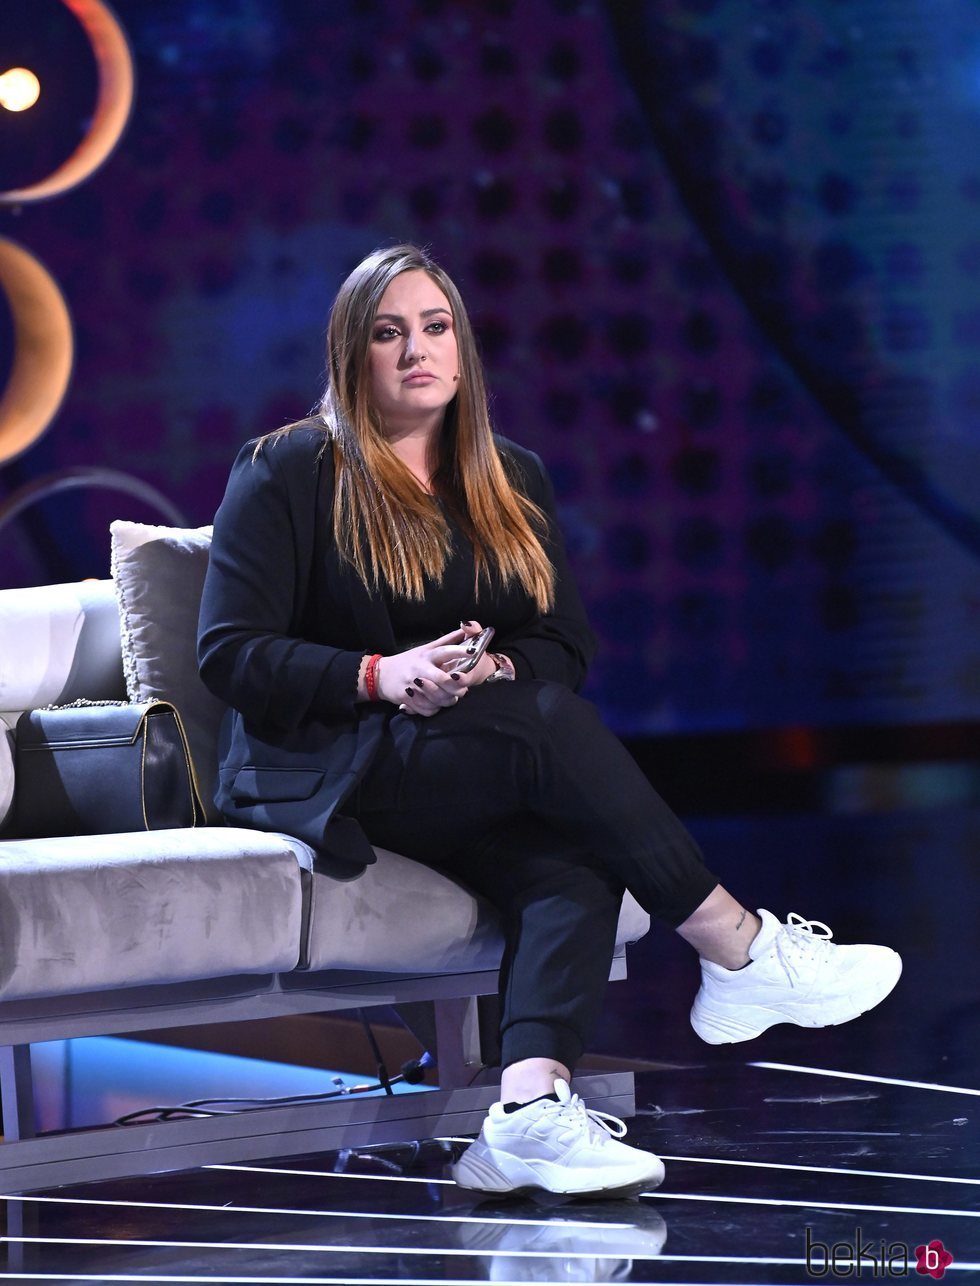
[365,653,383,702]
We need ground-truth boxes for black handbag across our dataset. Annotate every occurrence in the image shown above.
[13,699,207,838]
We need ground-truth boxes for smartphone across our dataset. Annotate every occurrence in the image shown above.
[451,625,495,674]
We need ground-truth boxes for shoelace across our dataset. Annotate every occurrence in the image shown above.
[553,1081,628,1143]
[774,912,834,983]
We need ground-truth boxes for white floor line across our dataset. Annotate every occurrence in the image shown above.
[0,1278,446,1285]
[660,1154,980,1186]
[0,1279,471,1286]
[751,1060,980,1096]
[210,1154,980,1195]
[4,1279,980,1286]
[0,1275,792,1286]
[0,1234,643,1260]
[644,1191,980,1217]
[3,1278,974,1286]
[0,1279,508,1285]
[0,1235,804,1262]
[208,1162,453,1184]
[0,1191,629,1231]
[0,1277,698,1286]
[0,1277,840,1285]
[0,1279,710,1286]
[0,1278,736,1286]
[1,1247,978,1275]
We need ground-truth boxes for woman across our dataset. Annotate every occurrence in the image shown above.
[198,244,902,1198]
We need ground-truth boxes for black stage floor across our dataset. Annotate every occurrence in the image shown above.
[2,795,978,1283]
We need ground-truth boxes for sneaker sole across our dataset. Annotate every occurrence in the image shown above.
[452,1145,665,1197]
[691,953,903,1045]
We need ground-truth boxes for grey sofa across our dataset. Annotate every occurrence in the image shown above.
[0,574,650,1192]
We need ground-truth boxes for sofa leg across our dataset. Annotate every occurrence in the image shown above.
[0,1045,35,1142]
[432,997,484,1089]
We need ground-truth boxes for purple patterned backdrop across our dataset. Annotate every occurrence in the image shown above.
[3,0,979,734]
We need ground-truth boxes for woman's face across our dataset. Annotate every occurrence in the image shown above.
[366,270,459,435]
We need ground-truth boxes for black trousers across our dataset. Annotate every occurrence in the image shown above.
[352,681,719,1072]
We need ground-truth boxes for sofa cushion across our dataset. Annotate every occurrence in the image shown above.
[302,847,650,974]
[0,828,309,1002]
[110,520,225,823]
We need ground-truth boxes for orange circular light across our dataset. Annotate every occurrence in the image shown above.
[0,68,41,113]
[0,238,74,465]
[0,0,134,205]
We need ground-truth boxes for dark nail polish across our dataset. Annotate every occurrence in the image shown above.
[413,677,424,687]
[405,687,415,698]
[450,672,461,681]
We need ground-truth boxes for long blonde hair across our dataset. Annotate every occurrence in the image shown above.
[279,245,555,611]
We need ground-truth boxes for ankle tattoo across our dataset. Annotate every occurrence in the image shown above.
[735,909,748,932]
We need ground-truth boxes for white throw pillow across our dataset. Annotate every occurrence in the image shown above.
[110,520,225,824]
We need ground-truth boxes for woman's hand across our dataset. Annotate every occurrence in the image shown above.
[375,625,492,717]
[447,620,498,686]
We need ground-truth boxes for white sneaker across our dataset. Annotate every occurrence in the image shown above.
[451,1080,666,1197]
[690,908,903,1045]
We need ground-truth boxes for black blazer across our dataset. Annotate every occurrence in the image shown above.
[198,425,595,874]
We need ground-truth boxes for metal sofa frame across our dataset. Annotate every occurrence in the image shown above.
[0,954,635,1193]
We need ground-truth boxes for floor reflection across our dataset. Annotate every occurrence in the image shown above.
[449,1199,667,1282]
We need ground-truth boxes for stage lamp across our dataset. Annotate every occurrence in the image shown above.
[0,68,41,113]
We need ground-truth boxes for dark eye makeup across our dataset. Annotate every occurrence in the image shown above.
[372,318,452,342]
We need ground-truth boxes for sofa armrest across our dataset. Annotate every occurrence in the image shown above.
[0,577,128,832]
[0,713,15,832]
[0,580,125,711]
